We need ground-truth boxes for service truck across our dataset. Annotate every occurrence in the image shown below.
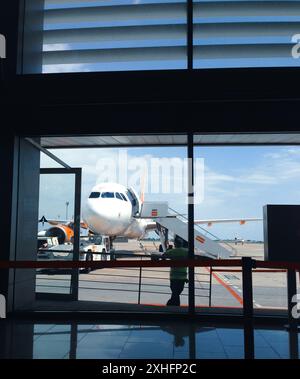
[37,235,111,273]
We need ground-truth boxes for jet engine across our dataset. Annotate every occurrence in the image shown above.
[43,225,74,244]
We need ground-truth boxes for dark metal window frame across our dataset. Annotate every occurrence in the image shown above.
[37,167,82,301]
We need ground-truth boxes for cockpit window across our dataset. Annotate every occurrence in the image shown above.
[89,192,100,198]
[120,193,127,201]
[115,192,123,200]
[101,192,115,198]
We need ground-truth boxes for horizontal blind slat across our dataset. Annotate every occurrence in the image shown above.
[43,46,187,65]
[194,1,300,19]
[44,25,186,45]
[44,3,186,25]
[194,43,295,59]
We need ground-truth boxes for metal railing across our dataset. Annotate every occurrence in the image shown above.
[36,253,212,306]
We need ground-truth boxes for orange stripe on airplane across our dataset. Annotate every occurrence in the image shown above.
[196,235,205,244]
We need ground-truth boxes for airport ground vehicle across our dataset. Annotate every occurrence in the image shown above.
[37,235,111,273]
[79,235,111,273]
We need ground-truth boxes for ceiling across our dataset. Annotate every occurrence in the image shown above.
[40,133,300,149]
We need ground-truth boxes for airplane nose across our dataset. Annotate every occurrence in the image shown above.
[85,199,107,220]
[83,199,121,235]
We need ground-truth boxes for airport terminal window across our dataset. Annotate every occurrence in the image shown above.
[193,0,300,69]
[89,192,100,198]
[21,0,188,74]
[35,140,189,313]
[20,1,300,73]
[192,142,300,312]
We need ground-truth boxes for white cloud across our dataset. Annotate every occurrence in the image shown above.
[43,63,91,74]
[43,43,72,52]
[203,147,300,188]
[239,173,277,185]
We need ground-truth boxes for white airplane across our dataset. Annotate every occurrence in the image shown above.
[83,183,152,239]
[39,182,262,247]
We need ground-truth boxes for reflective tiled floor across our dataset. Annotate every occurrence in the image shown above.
[0,320,299,359]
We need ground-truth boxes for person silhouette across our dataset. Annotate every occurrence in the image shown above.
[163,235,188,306]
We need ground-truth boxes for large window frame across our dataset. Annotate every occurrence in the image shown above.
[37,167,82,301]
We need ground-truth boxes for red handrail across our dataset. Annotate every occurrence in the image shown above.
[0,258,300,270]
[0,259,242,269]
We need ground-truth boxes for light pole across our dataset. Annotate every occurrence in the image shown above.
[66,201,69,220]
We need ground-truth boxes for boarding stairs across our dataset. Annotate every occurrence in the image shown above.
[140,202,236,259]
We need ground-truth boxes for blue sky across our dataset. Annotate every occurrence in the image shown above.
[40,145,300,241]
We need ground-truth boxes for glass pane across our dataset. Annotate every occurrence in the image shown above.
[193,0,300,69]
[36,173,75,296]
[22,0,187,74]
[193,141,238,310]
[76,144,189,312]
[35,139,189,312]
[193,140,300,314]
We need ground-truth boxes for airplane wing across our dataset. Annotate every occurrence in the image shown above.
[38,216,88,229]
[194,218,262,226]
[144,218,262,230]
[39,216,71,225]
